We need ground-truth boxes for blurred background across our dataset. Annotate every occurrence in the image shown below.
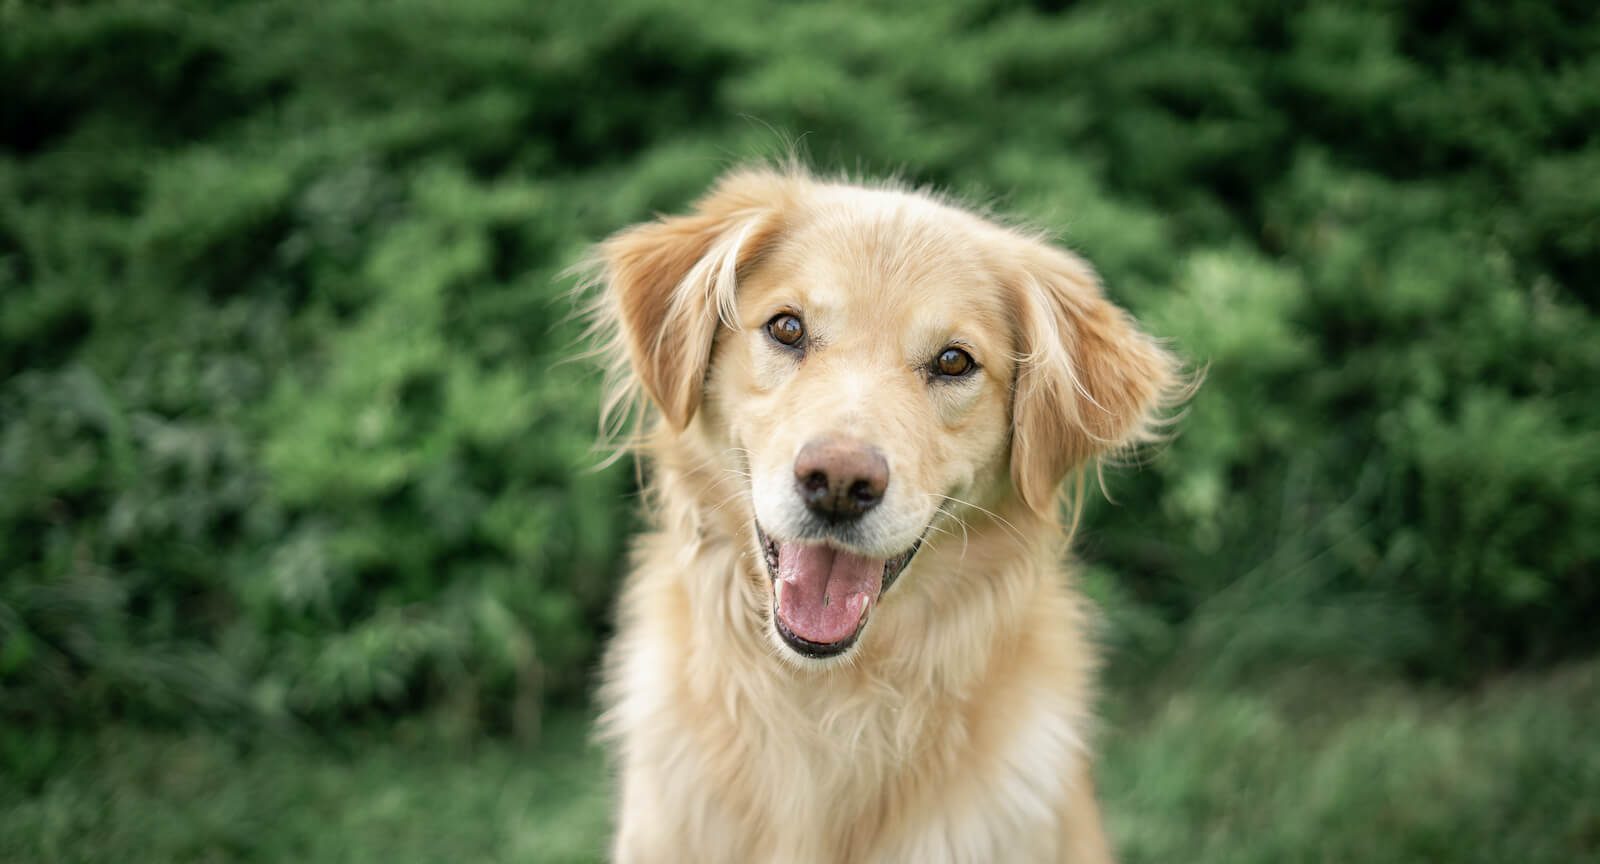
[2,0,1597,861]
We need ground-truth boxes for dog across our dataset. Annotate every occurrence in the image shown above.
[587,166,1183,863]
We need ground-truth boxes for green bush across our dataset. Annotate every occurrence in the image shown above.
[2,0,1596,732]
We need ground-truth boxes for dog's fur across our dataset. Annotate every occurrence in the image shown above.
[588,166,1182,863]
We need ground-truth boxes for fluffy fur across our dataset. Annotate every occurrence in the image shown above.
[587,166,1184,863]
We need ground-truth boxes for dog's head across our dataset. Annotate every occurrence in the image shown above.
[595,168,1180,663]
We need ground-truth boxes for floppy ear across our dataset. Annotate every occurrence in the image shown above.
[599,170,790,430]
[1001,234,1181,517]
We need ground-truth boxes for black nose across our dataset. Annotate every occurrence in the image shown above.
[793,437,889,523]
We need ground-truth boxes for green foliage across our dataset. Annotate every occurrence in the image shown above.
[3,0,1598,734]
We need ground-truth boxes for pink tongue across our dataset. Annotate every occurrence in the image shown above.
[775,543,884,645]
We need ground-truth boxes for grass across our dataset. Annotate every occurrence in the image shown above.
[4,660,1598,863]
[1100,661,1600,863]
[0,713,611,864]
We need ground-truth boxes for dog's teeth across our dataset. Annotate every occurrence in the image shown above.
[775,579,785,606]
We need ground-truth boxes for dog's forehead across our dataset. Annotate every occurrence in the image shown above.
[759,189,1007,325]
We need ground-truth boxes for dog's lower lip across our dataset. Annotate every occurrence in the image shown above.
[773,611,867,658]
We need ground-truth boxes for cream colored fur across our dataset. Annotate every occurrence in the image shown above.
[589,167,1182,863]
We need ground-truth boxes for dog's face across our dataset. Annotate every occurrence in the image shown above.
[714,198,1017,658]
[598,169,1177,663]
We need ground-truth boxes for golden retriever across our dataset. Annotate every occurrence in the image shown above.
[588,166,1183,863]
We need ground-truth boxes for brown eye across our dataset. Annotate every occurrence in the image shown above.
[933,347,975,378]
[767,313,805,347]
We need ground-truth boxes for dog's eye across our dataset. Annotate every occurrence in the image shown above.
[766,313,805,348]
[933,347,976,378]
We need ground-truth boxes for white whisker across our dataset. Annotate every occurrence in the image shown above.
[927,492,1029,550]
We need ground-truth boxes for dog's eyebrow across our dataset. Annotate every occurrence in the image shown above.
[921,335,980,355]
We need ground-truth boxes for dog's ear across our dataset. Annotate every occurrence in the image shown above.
[600,170,790,430]
[1000,233,1181,518]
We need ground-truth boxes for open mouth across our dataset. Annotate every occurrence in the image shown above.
[755,522,924,659]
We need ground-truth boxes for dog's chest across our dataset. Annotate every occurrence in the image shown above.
[662,668,1080,863]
